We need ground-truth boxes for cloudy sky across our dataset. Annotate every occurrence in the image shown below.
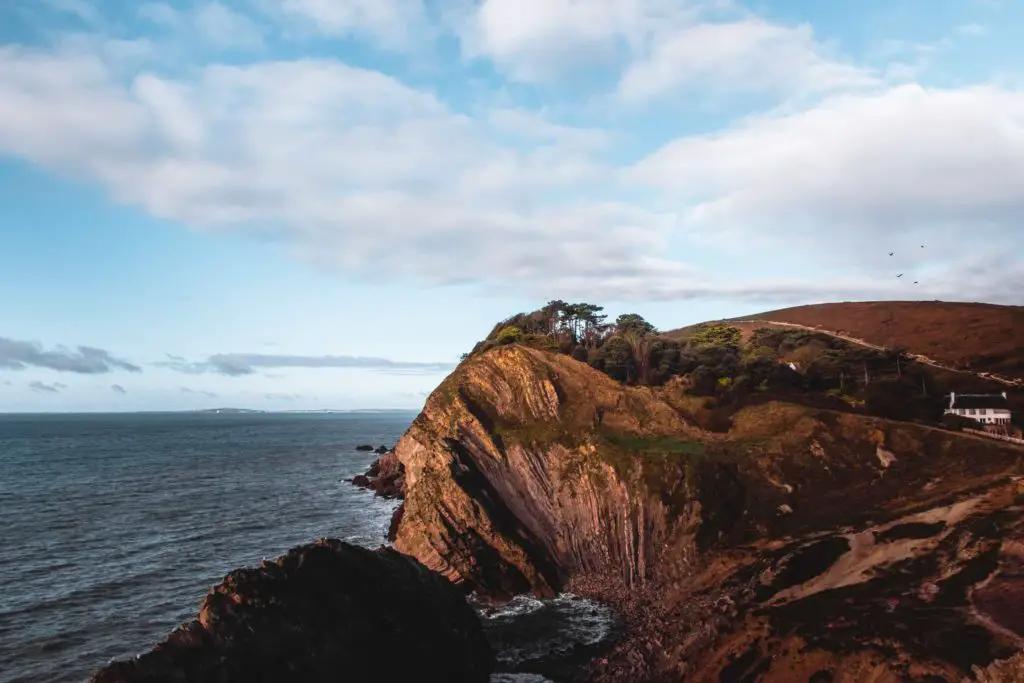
[1,0,1022,412]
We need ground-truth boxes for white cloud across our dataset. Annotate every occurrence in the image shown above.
[194,3,265,49]
[138,2,182,27]
[618,19,876,102]
[460,0,868,101]
[1,4,1022,306]
[628,84,1024,289]
[268,0,431,49]
[0,47,677,295]
[486,107,612,151]
[137,2,264,50]
[460,0,707,82]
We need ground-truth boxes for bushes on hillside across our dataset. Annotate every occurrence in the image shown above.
[461,301,967,430]
[689,324,741,349]
[496,326,523,345]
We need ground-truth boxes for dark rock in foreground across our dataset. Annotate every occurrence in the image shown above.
[355,444,374,451]
[90,539,492,683]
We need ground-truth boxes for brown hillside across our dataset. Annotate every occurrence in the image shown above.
[724,301,1024,381]
[389,345,1024,682]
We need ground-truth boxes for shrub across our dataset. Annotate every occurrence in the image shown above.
[592,336,634,383]
[689,324,742,349]
[521,333,559,352]
[747,345,778,360]
[496,326,524,345]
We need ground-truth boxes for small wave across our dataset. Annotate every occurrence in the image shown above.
[490,674,556,683]
[479,592,617,670]
[476,594,545,620]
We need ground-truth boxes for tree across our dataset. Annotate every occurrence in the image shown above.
[542,300,569,335]
[592,336,634,383]
[890,346,909,377]
[615,313,656,336]
[689,324,741,349]
[648,338,683,385]
[496,326,523,345]
[621,329,654,385]
[575,303,608,347]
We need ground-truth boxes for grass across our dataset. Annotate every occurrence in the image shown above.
[591,429,720,518]
[494,420,576,448]
[600,432,707,456]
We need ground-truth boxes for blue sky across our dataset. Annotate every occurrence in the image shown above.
[1,0,1022,412]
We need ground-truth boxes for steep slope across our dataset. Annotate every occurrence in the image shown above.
[722,301,1024,382]
[392,345,698,598]
[390,345,1024,681]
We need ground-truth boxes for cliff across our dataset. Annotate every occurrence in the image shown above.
[90,539,492,683]
[390,345,1024,681]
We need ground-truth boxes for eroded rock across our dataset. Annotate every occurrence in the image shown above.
[384,345,1024,680]
[351,450,405,499]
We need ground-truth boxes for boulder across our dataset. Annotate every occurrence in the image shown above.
[355,444,374,451]
[90,539,492,683]
[349,451,405,500]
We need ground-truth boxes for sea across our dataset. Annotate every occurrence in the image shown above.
[0,412,613,683]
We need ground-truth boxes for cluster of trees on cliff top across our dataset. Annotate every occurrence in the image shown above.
[462,300,1020,429]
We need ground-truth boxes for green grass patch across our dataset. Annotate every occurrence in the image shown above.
[493,419,576,448]
[600,432,707,456]
[593,429,721,518]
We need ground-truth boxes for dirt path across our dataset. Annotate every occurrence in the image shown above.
[729,319,1023,388]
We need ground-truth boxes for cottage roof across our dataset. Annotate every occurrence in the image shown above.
[950,394,1009,410]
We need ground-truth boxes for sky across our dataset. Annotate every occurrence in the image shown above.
[0,0,1022,412]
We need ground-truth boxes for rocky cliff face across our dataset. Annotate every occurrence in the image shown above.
[90,539,492,683]
[392,345,701,598]
[390,345,1024,680]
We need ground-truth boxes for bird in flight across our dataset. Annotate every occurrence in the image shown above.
[897,273,904,278]
[889,251,894,256]
[914,281,918,284]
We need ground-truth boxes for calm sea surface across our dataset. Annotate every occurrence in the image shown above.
[0,412,612,683]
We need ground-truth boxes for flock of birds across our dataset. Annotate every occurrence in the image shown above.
[890,244,924,284]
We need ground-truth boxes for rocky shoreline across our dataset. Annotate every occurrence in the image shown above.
[89,342,1024,683]
[380,346,1024,681]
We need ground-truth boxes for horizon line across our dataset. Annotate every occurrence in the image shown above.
[0,407,422,415]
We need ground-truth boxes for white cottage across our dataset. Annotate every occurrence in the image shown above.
[944,392,1013,426]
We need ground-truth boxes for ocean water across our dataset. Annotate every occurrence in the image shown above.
[0,412,612,683]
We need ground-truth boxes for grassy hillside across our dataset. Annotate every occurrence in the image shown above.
[466,300,1023,433]
[718,301,1024,381]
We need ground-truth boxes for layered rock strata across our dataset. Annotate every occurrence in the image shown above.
[387,345,1024,680]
